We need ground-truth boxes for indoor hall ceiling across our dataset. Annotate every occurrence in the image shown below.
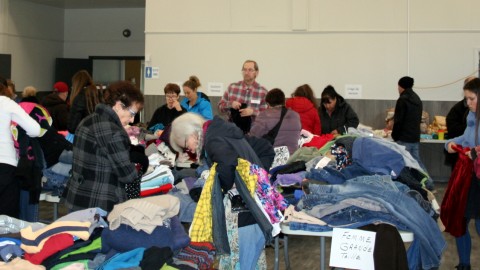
[19,0,145,9]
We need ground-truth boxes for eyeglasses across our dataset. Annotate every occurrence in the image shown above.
[182,135,198,153]
[183,137,188,152]
[120,102,137,118]
[241,68,256,73]
[166,95,178,100]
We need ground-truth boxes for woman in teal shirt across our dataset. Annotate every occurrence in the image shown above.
[181,75,213,120]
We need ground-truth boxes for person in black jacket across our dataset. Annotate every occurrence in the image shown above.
[147,83,186,135]
[68,70,101,136]
[319,85,359,135]
[41,81,70,131]
[444,76,475,170]
[392,76,432,189]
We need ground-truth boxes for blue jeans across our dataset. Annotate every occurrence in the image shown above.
[395,141,423,168]
[456,218,480,265]
[300,180,445,269]
[18,190,39,222]
[238,224,265,270]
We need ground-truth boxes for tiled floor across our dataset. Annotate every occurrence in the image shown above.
[40,182,479,270]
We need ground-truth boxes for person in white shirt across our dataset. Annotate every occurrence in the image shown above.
[0,80,41,218]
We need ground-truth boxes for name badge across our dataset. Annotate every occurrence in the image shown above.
[251,99,260,104]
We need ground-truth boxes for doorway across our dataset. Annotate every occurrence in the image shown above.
[55,56,145,121]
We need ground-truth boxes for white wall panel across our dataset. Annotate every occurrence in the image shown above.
[145,0,480,101]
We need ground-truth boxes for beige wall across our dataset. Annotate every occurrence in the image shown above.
[144,0,480,101]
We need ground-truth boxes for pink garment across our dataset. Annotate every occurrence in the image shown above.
[251,164,288,224]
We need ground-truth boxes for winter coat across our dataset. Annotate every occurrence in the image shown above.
[249,107,301,155]
[392,88,423,143]
[319,96,359,135]
[286,97,321,135]
[41,93,69,131]
[203,116,264,191]
[63,103,137,212]
[68,88,95,134]
[180,92,213,120]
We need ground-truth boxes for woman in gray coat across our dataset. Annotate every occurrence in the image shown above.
[250,88,301,154]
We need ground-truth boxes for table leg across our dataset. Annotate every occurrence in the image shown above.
[274,236,279,270]
[320,236,325,270]
[284,235,290,270]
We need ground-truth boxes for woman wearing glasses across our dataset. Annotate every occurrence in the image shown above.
[169,112,277,269]
[64,80,146,212]
[147,83,186,135]
[319,85,359,135]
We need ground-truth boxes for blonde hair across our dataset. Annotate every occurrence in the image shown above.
[170,113,206,156]
[22,86,37,98]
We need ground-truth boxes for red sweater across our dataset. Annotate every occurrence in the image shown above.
[286,97,321,135]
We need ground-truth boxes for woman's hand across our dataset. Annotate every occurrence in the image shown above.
[155,130,164,137]
[466,150,473,160]
[173,100,182,111]
[447,141,457,153]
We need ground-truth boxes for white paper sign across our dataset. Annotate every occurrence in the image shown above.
[330,228,376,270]
[345,84,362,99]
[208,82,224,94]
[151,67,160,79]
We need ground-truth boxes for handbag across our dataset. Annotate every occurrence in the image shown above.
[262,107,287,145]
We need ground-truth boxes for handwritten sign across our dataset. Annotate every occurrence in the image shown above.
[330,228,376,270]
[208,82,224,95]
[345,84,362,99]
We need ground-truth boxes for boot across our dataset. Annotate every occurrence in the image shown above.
[455,264,471,270]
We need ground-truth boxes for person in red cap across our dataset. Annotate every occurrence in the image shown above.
[41,81,70,131]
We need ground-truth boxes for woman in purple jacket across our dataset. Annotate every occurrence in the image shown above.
[250,88,301,154]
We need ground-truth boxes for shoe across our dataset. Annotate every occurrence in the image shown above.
[266,239,284,249]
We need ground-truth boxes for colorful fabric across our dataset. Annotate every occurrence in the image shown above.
[0,97,41,167]
[218,197,266,270]
[189,164,216,242]
[20,221,92,254]
[175,242,216,269]
[24,233,74,264]
[330,143,352,170]
[140,183,173,197]
[247,161,288,224]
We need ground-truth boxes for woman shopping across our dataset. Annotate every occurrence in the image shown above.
[444,78,480,270]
